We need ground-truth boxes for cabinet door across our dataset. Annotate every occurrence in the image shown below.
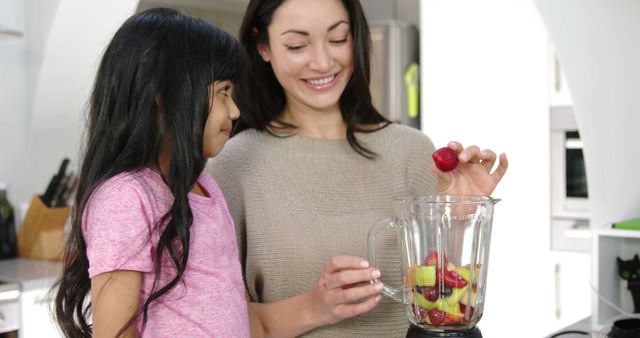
[550,251,591,330]
[549,47,573,107]
[20,287,63,338]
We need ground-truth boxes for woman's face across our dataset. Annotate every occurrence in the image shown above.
[203,80,239,158]
[259,0,353,113]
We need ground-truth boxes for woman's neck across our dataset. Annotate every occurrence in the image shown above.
[282,102,346,140]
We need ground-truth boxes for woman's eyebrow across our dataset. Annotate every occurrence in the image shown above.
[281,29,308,36]
[280,20,349,36]
[327,20,348,32]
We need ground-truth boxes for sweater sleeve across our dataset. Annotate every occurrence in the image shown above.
[205,147,247,275]
[405,129,438,196]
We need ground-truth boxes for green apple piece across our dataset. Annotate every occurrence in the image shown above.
[415,293,439,310]
[444,286,468,306]
[415,266,436,286]
[455,266,479,283]
[441,300,461,314]
[459,287,478,306]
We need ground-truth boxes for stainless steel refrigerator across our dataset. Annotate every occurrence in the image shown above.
[369,20,420,129]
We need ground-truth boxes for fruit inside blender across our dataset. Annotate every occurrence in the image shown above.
[408,251,482,328]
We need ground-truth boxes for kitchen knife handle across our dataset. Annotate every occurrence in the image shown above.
[41,175,59,207]
[41,157,70,207]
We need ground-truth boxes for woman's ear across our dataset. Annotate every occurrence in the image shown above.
[257,42,271,62]
[251,27,271,62]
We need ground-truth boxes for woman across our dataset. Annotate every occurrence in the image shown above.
[207,0,508,337]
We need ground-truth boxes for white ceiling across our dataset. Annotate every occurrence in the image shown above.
[140,0,250,13]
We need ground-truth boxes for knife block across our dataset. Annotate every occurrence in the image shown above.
[17,195,69,261]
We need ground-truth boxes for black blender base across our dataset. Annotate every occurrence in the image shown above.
[406,325,482,338]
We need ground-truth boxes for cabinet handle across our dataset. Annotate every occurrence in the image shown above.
[554,263,561,319]
[554,55,562,93]
[0,311,5,325]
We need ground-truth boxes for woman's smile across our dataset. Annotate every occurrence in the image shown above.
[302,72,339,90]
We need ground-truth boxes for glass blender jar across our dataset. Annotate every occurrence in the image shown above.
[368,195,499,338]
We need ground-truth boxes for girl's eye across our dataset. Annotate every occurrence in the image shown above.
[220,86,231,97]
[286,45,305,51]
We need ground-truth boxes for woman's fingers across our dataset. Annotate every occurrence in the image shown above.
[491,153,509,183]
[324,266,380,290]
[313,256,384,323]
[458,145,481,163]
[324,256,370,274]
[479,149,497,173]
[446,142,501,173]
[330,293,382,320]
[447,141,463,153]
[326,279,384,305]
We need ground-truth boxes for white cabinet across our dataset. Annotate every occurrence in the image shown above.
[548,45,573,107]
[19,286,63,338]
[591,228,640,331]
[0,259,63,338]
[549,251,591,331]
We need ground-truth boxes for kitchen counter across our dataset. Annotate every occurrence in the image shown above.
[545,316,593,337]
[0,258,64,337]
[0,258,62,291]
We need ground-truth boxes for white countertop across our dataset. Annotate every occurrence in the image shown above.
[545,317,593,338]
[0,258,62,291]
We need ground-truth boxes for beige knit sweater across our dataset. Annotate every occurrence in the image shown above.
[206,123,437,337]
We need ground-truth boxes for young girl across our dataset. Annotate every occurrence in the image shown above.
[53,8,251,337]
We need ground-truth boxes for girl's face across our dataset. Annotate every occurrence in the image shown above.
[203,80,239,158]
[259,0,353,113]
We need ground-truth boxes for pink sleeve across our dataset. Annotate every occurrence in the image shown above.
[83,179,155,278]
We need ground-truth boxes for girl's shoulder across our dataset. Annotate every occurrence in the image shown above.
[87,168,167,209]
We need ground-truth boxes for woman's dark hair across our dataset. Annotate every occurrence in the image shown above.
[52,8,246,337]
[235,0,390,158]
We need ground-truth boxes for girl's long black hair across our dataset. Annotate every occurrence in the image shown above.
[234,0,390,158]
[52,8,246,337]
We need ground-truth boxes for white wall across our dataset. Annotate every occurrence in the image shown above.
[535,0,640,331]
[534,0,640,230]
[0,0,31,211]
[0,0,138,213]
[420,0,555,336]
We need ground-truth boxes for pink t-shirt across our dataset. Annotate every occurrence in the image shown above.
[83,168,249,337]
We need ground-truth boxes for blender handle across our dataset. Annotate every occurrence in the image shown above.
[367,218,403,303]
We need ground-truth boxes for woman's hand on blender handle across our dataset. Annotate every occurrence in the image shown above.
[432,141,508,196]
[310,255,383,326]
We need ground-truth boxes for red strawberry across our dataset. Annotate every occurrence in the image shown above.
[443,269,468,288]
[424,251,447,267]
[427,309,445,326]
[432,147,459,172]
[460,303,475,319]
